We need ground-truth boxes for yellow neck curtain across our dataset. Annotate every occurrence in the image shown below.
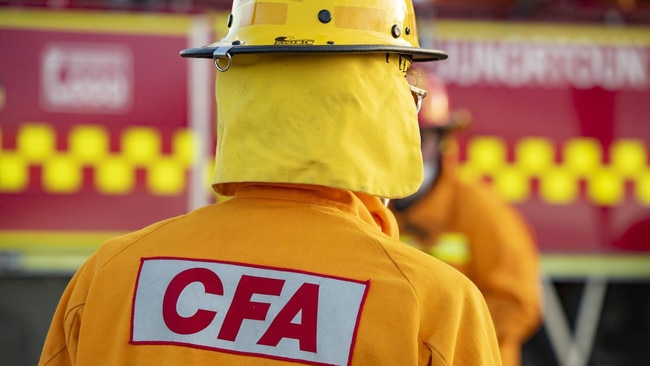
[213,53,423,199]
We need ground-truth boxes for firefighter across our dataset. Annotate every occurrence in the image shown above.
[391,69,543,366]
[39,1,501,365]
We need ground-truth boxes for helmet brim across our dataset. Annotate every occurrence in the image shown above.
[180,44,448,62]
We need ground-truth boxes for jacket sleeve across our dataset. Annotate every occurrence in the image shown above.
[39,258,95,366]
[461,183,543,343]
[415,259,503,365]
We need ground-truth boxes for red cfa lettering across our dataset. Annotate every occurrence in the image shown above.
[162,268,223,334]
[162,271,318,351]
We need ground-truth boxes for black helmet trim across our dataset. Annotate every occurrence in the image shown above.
[180,44,448,62]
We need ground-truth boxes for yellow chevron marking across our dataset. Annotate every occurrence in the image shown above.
[1,123,649,206]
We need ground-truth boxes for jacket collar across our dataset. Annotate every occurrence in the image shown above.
[233,183,399,240]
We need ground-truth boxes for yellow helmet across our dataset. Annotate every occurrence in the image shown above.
[181,0,447,69]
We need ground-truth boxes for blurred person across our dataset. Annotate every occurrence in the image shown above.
[391,69,543,366]
[39,1,502,365]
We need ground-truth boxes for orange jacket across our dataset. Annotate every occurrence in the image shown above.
[393,137,543,366]
[40,184,501,366]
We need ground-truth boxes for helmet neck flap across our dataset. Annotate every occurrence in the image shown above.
[212,53,423,199]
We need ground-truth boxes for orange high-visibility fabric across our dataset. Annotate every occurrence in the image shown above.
[394,137,543,366]
[40,185,502,366]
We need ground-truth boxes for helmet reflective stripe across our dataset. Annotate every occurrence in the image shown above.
[181,0,447,64]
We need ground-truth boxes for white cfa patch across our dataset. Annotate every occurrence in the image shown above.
[131,257,369,366]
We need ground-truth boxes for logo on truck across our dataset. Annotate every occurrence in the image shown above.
[40,42,133,113]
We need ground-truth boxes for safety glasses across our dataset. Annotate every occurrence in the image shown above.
[409,85,427,113]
